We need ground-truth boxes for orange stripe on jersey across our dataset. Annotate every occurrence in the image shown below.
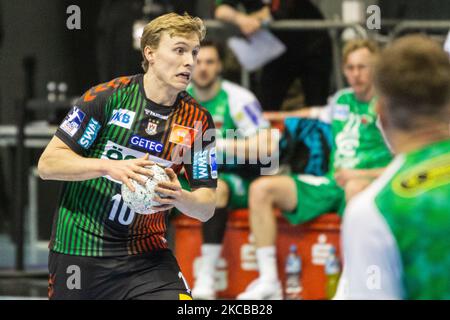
[185,101,195,125]
[107,79,119,89]
[172,102,187,146]
[148,215,160,249]
[140,216,151,252]
[94,84,108,93]
[83,89,97,102]
[132,217,148,253]
[118,76,131,85]
[192,106,200,127]
[150,217,163,250]
[83,76,131,102]
[133,216,144,254]
[158,213,165,233]
[161,105,182,158]
[202,113,209,131]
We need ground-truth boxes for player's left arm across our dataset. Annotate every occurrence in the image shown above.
[152,168,216,222]
[155,110,218,221]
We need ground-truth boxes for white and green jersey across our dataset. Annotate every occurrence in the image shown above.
[319,88,392,178]
[187,80,269,174]
[335,139,450,299]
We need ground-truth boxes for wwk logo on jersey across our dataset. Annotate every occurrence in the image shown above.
[60,106,85,137]
[78,118,101,149]
[108,109,135,129]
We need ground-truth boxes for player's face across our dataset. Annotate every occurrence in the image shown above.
[192,46,222,89]
[343,48,374,99]
[149,32,200,92]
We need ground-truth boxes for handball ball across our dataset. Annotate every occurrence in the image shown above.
[121,165,170,214]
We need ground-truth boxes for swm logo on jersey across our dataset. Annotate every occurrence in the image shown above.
[60,106,85,137]
[78,118,101,149]
[193,150,209,179]
[108,109,136,129]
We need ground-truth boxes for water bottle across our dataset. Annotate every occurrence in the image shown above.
[325,246,341,299]
[285,244,302,300]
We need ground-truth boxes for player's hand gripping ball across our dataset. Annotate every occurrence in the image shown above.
[121,165,170,214]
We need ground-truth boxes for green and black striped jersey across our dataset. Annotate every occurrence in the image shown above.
[50,74,217,257]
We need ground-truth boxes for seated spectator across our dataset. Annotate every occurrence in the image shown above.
[237,39,393,300]
[335,35,450,300]
[214,0,332,111]
[180,40,271,300]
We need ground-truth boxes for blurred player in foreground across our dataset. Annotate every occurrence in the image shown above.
[335,35,450,300]
[237,39,393,299]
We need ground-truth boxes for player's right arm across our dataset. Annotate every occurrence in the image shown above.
[263,105,333,122]
[38,137,153,192]
[262,107,323,122]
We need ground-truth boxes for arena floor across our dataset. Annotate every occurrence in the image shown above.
[0,278,48,300]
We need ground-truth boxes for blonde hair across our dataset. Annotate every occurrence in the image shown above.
[374,34,450,130]
[342,39,380,64]
[140,12,206,72]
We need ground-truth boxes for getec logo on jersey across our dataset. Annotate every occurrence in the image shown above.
[129,135,164,153]
[108,109,136,129]
[60,107,85,137]
[193,150,209,179]
[78,118,101,149]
